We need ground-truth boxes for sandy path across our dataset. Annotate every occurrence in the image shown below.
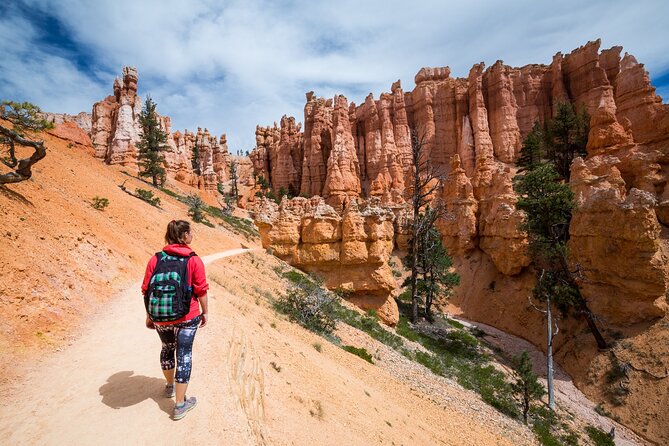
[0,248,256,446]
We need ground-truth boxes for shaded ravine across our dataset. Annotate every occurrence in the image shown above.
[451,316,648,446]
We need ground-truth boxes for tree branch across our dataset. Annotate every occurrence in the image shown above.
[0,125,46,183]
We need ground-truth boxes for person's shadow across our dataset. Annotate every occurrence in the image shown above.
[99,371,173,416]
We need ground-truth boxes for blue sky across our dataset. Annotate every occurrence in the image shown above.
[1,0,668,151]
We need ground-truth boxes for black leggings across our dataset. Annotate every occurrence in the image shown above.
[155,316,200,384]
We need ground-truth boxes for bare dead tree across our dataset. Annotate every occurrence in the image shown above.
[528,269,560,412]
[406,129,447,323]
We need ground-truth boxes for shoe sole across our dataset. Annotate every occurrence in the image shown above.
[173,400,197,420]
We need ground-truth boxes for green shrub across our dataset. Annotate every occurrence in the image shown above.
[274,275,339,335]
[135,188,161,207]
[342,345,373,363]
[91,196,109,210]
[186,194,210,224]
[585,426,615,446]
[395,316,421,342]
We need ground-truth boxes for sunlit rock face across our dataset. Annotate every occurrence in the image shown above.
[250,40,669,327]
[254,196,399,326]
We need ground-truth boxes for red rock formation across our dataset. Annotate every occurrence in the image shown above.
[323,95,361,209]
[252,117,303,195]
[437,155,478,255]
[254,196,399,325]
[90,67,232,192]
[300,92,333,197]
[250,40,669,444]
[569,156,669,325]
[91,67,142,165]
[43,112,92,135]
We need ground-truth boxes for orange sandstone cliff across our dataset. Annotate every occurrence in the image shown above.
[251,40,669,443]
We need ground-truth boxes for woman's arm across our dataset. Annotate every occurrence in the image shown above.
[199,293,208,327]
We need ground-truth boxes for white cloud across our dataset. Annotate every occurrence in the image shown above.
[2,0,668,149]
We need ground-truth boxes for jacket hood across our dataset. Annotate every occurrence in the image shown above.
[162,244,195,256]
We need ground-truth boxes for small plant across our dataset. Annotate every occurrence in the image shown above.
[312,342,322,352]
[585,426,615,446]
[135,188,161,207]
[186,194,211,225]
[309,400,324,419]
[511,351,545,424]
[274,274,339,335]
[91,196,109,210]
[342,345,374,364]
[270,361,281,372]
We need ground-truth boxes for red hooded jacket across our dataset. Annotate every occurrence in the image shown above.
[141,244,209,325]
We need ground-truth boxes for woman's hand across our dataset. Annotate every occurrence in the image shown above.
[200,313,208,328]
[145,315,155,330]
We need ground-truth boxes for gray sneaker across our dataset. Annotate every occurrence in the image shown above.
[173,396,197,420]
[164,384,175,398]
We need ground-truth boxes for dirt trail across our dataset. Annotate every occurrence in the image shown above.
[0,248,256,446]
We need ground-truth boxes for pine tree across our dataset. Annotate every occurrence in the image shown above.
[409,218,460,320]
[511,351,545,424]
[517,121,543,174]
[405,130,446,322]
[137,96,168,186]
[229,160,239,200]
[547,102,589,180]
[514,164,607,349]
[187,194,209,224]
[191,140,201,176]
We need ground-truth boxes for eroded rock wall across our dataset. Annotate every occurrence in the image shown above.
[254,196,399,326]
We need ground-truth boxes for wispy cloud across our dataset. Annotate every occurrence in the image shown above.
[1,0,668,150]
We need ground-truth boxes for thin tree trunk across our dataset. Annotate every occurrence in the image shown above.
[546,296,555,411]
[581,300,608,350]
[411,240,419,323]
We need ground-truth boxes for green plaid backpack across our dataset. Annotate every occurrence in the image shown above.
[144,251,197,322]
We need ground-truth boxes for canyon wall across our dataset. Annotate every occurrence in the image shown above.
[251,40,669,326]
[251,40,669,442]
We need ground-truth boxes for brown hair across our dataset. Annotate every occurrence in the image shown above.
[165,220,191,245]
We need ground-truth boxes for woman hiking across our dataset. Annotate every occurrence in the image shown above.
[141,219,209,420]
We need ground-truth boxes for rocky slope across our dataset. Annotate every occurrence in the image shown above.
[250,40,669,444]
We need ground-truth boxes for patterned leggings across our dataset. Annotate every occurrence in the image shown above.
[155,316,200,384]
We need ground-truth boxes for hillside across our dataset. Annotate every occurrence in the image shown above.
[0,127,541,445]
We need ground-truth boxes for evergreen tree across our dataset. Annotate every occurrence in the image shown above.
[229,159,239,200]
[517,121,543,174]
[547,103,589,180]
[511,351,545,424]
[514,165,607,350]
[137,96,168,186]
[186,194,209,224]
[406,213,460,320]
[191,140,201,175]
[405,130,446,322]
